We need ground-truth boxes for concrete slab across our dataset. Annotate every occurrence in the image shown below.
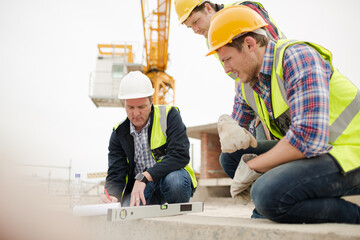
[3,164,360,240]
[4,194,359,240]
[73,198,360,240]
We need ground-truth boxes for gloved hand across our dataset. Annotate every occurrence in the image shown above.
[217,114,257,153]
[230,154,262,205]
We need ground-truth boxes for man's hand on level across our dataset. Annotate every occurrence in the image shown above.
[130,180,147,206]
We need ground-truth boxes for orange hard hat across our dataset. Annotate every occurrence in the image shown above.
[174,0,202,23]
[206,5,268,56]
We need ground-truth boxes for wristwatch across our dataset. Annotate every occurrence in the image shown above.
[135,173,148,184]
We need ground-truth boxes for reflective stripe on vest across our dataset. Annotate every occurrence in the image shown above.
[242,39,360,173]
[151,105,198,188]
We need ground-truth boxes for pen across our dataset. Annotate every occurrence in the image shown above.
[104,188,111,202]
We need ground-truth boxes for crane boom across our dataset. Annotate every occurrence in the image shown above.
[141,0,175,105]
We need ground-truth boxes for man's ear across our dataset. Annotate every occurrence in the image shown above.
[244,36,257,51]
[204,2,214,14]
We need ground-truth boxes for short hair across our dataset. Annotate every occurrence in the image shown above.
[122,96,153,107]
[192,1,216,13]
[226,31,269,52]
[147,96,153,103]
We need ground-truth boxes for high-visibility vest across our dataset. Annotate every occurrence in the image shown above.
[209,1,286,82]
[241,39,360,173]
[150,105,197,188]
[115,105,198,196]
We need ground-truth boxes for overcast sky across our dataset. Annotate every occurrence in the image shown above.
[1,0,359,180]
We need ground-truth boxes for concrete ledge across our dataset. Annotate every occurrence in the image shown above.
[199,177,231,186]
[187,123,218,139]
[70,198,360,240]
[79,213,360,240]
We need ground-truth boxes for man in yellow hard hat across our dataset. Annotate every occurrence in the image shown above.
[208,5,360,223]
[175,0,284,219]
[174,1,284,141]
[100,71,197,207]
[175,0,284,41]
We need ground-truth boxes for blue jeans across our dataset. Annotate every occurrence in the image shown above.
[220,140,360,223]
[122,169,193,206]
[220,140,278,178]
[220,140,277,219]
[251,154,360,224]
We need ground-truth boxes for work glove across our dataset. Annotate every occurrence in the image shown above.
[217,114,257,153]
[230,154,262,205]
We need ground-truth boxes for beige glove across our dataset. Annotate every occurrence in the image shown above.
[230,154,262,205]
[217,114,257,153]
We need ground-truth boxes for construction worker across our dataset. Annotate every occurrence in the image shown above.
[175,0,284,41]
[208,6,360,223]
[100,71,197,207]
[174,0,285,141]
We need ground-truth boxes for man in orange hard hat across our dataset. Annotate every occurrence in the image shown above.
[208,6,360,224]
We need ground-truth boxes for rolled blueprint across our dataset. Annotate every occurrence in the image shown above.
[73,202,121,216]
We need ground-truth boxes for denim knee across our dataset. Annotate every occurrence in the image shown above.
[161,169,192,203]
[251,174,285,219]
[219,153,231,177]
[219,152,240,178]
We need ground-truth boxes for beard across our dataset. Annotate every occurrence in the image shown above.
[248,61,261,87]
[249,75,259,87]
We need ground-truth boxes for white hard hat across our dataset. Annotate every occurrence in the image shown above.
[118,71,155,99]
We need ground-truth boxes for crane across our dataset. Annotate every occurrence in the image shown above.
[89,0,175,108]
[141,0,175,106]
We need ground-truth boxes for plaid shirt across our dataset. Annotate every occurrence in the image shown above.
[232,40,333,157]
[130,118,156,175]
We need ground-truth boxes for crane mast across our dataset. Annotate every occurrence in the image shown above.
[141,0,175,105]
[89,1,175,108]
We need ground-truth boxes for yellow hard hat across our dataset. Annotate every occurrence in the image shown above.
[206,5,268,56]
[174,0,203,23]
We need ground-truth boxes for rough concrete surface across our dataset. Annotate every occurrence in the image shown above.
[73,198,360,240]
[2,170,359,240]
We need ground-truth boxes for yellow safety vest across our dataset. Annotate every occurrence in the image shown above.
[150,105,197,188]
[115,105,198,194]
[242,39,360,173]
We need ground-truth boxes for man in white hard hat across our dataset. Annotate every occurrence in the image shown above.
[100,71,197,207]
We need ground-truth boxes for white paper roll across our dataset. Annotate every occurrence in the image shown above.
[73,202,121,216]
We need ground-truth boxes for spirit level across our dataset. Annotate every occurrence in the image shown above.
[107,202,204,221]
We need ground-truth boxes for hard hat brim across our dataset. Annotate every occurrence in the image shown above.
[118,89,155,100]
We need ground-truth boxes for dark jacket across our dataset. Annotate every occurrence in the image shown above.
[105,105,190,201]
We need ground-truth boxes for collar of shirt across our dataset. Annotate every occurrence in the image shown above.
[259,40,275,77]
[130,117,151,136]
[251,40,276,118]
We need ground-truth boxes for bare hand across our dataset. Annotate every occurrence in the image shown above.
[130,181,146,206]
